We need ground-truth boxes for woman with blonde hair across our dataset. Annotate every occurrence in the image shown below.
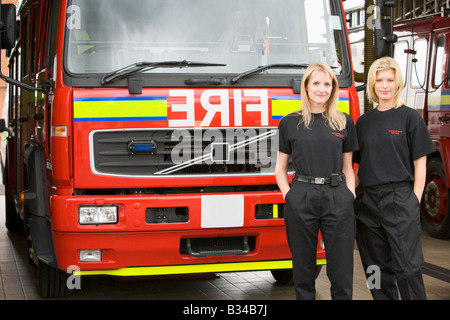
[275,62,358,300]
[353,57,435,300]
[297,62,347,131]
[366,56,405,109]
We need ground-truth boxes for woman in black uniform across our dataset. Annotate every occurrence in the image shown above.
[353,57,435,300]
[275,62,358,300]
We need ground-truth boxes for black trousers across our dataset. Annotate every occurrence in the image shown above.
[354,182,427,300]
[284,180,355,300]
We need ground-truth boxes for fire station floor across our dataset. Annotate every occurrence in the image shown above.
[0,192,449,301]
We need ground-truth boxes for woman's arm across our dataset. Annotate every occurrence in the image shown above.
[413,156,427,203]
[275,151,291,199]
[342,151,356,198]
[354,164,360,188]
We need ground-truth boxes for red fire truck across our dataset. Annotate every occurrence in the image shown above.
[0,0,359,297]
[393,16,450,239]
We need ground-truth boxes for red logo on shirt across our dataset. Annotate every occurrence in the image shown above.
[332,132,344,138]
[389,130,403,135]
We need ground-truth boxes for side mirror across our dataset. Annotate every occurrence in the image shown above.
[0,2,35,91]
[1,4,17,50]
[0,2,42,92]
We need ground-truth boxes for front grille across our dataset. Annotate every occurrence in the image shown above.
[91,129,278,177]
[180,236,256,257]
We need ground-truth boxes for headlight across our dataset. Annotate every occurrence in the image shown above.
[79,205,118,225]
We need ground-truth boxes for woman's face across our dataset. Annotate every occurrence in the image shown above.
[374,69,396,103]
[306,71,333,111]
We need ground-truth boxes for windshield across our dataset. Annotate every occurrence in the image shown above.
[65,0,349,77]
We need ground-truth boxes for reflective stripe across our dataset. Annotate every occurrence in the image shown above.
[337,99,350,114]
[273,204,279,218]
[75,259,327,277]
[74,96,168,122]
[428,90,450,110]
[271,96,350,120]
[271,96,301,120]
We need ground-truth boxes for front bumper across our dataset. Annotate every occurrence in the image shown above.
[50,191,326,274]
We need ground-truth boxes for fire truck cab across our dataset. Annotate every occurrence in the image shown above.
[393,16,450,239]
[0,0,358,297]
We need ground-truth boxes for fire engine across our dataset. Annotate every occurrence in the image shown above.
[393,16,450,239]
[0,0,359,297]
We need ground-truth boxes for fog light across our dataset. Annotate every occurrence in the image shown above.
[79,205,118,225]
[80,249,102,262]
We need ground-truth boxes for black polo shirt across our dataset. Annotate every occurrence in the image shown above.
[353,105,435,187]
[278,112,358,177]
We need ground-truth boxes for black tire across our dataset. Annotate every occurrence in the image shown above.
[5,197,24,234]
[271,269,294,285]
[27,216,72,298]
[271,265,322,285]
[421,158,450,239]
[4,157,24,234]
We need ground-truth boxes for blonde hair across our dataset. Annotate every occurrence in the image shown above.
[367,56,405,109]
[297,62,346,131]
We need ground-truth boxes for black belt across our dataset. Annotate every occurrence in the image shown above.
[296,173,345,186]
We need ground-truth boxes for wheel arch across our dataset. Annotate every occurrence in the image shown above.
[430,138,450,188]
[22,141,59,268]
[421,140,450,239]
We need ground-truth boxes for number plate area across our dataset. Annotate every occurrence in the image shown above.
[201,195,244,228]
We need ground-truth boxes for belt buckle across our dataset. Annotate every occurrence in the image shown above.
[314,177,325,184]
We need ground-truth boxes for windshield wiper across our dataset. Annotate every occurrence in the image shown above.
[101,60,226,85]
[230,64,310,84]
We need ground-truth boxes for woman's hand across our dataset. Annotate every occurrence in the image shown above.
[275,151,291,200]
